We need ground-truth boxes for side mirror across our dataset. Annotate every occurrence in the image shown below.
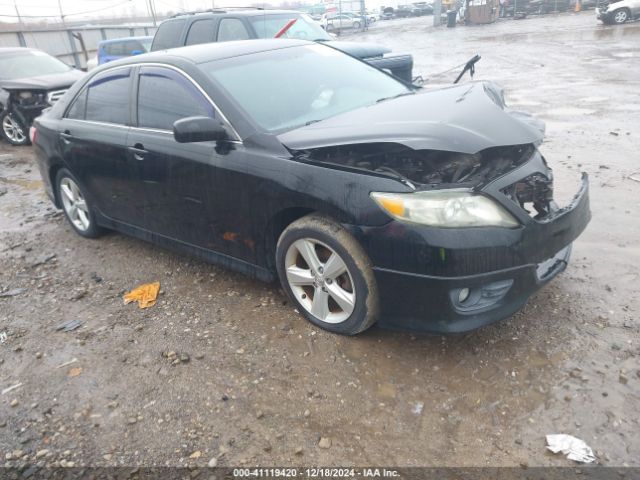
[173,116,228,143]
[131,49,144,56]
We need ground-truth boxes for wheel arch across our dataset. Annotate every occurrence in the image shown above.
[49,161,66,208]
[263,207,316,273]
[613,6,631,20]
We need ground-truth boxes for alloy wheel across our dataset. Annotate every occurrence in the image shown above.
[60,177,91,232]
[614,10,628,22]
[284,238,356,324]
[2,114,26,144]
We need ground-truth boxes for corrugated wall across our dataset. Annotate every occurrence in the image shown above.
[0,25,158,70]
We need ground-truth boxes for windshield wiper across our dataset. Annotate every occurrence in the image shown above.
[304,119,322,126]
[375,166,416,189]
[375,91,415,103]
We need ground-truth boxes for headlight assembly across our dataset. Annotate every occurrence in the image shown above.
[370,189,519,228]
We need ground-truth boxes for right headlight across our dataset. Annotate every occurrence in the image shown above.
[370,189,519,228]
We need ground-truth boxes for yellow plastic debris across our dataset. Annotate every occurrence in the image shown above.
[123,282,160,309]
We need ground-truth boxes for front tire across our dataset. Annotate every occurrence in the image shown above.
[612,8,629,23]
[55,168,103,238]
[1,111,30,146]
[276,214,379,335]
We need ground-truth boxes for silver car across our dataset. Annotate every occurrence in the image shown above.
[596,0,640,23]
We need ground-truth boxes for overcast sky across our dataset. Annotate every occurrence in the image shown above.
[0,0,390,23]
[0,0,278,22]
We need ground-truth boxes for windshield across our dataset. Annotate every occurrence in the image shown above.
[201,44,411,133]
[0,50,71,80]
[249,13,331,41]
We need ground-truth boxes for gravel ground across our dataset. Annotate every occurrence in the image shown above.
[0,11,639,470]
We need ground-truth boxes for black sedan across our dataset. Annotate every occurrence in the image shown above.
[33,40,590,335]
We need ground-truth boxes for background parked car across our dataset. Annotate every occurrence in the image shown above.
[381,7,395,18]
[0,47,83,146]
[340,11,373,25]
[87,36,153,71]
[150,10,414,82]
[596,0,640,23]
[395,5,415,17]
[413,1,435,14]
[364,11,380,22]
[325,13,364,30]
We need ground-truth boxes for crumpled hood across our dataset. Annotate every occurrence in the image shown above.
[1,69,85,91]
[323,41,391,59]
[278,81,545,154]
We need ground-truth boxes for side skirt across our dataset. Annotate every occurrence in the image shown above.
[95,213,276,283]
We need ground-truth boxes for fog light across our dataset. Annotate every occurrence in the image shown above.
[450,279,514,314]
[458,287,470,303]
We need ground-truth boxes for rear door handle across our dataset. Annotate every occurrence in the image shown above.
[128,143,147,161]
[60,130,73,144]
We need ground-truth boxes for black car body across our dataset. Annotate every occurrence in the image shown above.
[149,9,414,83]
[32,40,590,335]
[0,47,84,145]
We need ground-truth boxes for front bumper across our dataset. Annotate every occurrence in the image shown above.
[16,103,49,125]
[373,245,571,333]
[351,173,590,333]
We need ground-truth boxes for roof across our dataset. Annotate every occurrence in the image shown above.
[99,36,153,45]
[115,38,311,66]
[169,9,305,19]
[0,47,36,56]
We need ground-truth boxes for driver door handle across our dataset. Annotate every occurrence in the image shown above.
[128,143,147,161]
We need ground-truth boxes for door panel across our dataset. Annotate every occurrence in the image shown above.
[59,68,137,224]
[59,119,131,219]
[131,66,253,260]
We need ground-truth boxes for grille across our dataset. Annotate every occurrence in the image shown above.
[46,89,68,105]
[502,172,554,219]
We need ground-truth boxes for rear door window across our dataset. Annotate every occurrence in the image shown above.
[151,19,186,51]
[66,89,87,120]
[217,18,250,42]
[136,66,214,131]
[84,68,131,125]
[104,42,124,56]
[123,40,144,54]
[185,19,216,45]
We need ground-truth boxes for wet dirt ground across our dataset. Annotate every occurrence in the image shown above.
[1,11,639,470]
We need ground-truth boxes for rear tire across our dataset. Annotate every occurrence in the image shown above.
[55,168,104,238]
[276,214,379,335]
[1,111,30,146]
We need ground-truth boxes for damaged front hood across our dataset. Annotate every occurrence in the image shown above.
[1,69,85,91]
[278,81,544,154]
